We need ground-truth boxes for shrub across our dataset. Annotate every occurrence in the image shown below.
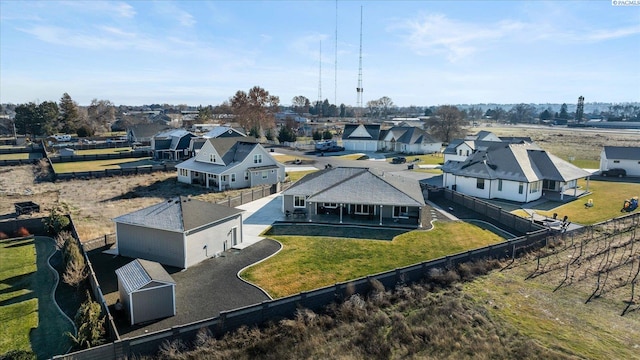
[14,227,30,237]
[43,208,70,235]
[68,292,105,349]
[76,124,95,138]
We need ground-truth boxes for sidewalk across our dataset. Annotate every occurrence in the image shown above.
[234,193,283,249]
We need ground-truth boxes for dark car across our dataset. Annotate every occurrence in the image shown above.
[325,145,345,152]
[391,156,407,164]
[601,168,626,177]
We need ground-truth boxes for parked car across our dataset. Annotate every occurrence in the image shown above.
[325,145,345,152]
[601,168,626,177]
[392,156,407,164]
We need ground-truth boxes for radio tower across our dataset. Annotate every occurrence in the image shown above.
[356,6,364,116]
[334,0,338,106]
[317,40,323,117]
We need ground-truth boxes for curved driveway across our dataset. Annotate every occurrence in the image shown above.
[119,238,281,338]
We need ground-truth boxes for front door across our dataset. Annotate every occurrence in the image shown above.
[231,227,238,246]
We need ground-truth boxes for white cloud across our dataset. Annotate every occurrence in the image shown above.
[19,25,160,51]
[289,33,330,62]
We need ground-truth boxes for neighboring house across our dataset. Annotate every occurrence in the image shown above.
[380,126,441,154]
[176,137,285,191]
[441,142,591,203]
[600,146,640,176]
[342,124,381,152]
[202,126,246,139]
[126,123,170,145]
[151,129,196,161]
[282,167,426,228]
[113,196,245,268]
[443,131,532,163]
[115,259,176,325]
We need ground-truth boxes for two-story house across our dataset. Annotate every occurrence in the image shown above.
[176,138,285,191]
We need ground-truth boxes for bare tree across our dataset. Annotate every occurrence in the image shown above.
[429,105,466,143]
[292,96,310,115]
[378,96,395,118]
[230,86,280,132]
[87,99,115,132]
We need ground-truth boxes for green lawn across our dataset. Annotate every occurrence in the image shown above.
[0,153,42,161]
[73,147,132,155]
[286,170,318,183]
[406,153,445,165]
[518,179,640,225]
[271,153,310,164]
[52,157,154,173]
[241,221,505,298]
[0,237,75,358]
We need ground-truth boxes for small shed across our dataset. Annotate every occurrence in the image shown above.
[115,259,176,325]
[59,148,76,156]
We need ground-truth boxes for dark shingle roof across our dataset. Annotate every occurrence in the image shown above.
[604,146,640,160]
[115,259,175,294]
[113,196,244,233]
[342,124,381,140]
[283,167,425,206]
[208,137,258,162]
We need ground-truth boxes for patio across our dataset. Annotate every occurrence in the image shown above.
[283,206,427,229]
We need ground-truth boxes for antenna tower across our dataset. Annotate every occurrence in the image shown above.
[334,0,338,106]
[356,6,363,113]
[318,40,323,117]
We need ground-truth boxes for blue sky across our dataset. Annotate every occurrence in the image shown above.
[1,1,639,107]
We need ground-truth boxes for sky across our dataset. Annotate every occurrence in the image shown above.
[1,1,639,107]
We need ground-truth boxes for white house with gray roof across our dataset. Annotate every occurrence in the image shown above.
[441,142,591,203]
[600,146,640,176]
[282,167,426,227]
[113,196,244,268]
[380,126,442,154]
[342,124,382,152]
[176,137,285,191]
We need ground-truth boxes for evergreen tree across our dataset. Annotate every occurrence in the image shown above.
[322,129,333,140]
[59,93,80,134]
[559,103,569,119]
[312,129,322,141]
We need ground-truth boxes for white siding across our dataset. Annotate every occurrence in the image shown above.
[185,215,243,267]
[116,223,186,268]
[443,173,542,203]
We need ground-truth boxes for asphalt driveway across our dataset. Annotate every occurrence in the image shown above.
[89,238,281,338]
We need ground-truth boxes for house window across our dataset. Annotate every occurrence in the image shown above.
[458,149,462,156]
[294,195,306,208]
[210,154,216,162]
[466,150,470,156]
[498,179,503,191]
[262,171,268,179]
[245,172,249,181]
[613,160,620,163]
[354,204,373,215]
[530,181,540,193]
[323,203,338,208]
[254,154,262,164]
[221,175,227,182]
[477,178,485,190]
[393,206,409,218]
[518,183,524,194]
[231,173,236,182]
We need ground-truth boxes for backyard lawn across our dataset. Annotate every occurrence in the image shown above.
[0,237,74,358]
[513,179,640,225]
[52,157,155,173]
[0,153,42,161]
[73,147,133,155]
[241,221,505,298]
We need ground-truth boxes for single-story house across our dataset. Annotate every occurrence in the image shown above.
[282,167,426,228]
[151,129,196,161]
[380,126,441,154]
[115,259,176,325]
[127,123,170,145]
[113,196,244,268]
[176,137,285,191]
[441,142,591,203]
[600,146,640,176]
[342,124,381,152]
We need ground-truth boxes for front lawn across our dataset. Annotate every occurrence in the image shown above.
[52,157,154,173]
[241,221,504,298]
[525,179,640,225]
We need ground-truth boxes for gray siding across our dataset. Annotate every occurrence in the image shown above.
[131,284,175,325]
[116,223,185,268]
[185,215,243,267]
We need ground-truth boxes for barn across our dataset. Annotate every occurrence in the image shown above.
[113,196,244,268]
[115,259,176,325]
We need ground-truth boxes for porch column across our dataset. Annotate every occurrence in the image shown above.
[586,177,590,192]
[418,207,423,228]
[379,205,383,225]
[573,181,577,197]
[560,184,564,201]
[339,204,343,224]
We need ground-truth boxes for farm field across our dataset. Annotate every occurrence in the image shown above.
[242,222,505,298]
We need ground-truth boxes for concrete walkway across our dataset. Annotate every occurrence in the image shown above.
[235,193,284,249]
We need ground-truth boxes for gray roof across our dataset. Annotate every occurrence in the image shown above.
[443,137,530,155]
[283,167,425,206]
[113,196,244,233]
[604,146,640,160]
[128,123,170,140]
[442,143,591,182]
[342,124,381,140]
[203,126,246,139]
[115,259,175,294]
[392,126,440,145]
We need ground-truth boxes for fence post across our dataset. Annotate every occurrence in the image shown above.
[240,192,243,205]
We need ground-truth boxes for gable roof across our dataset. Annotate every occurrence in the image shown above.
[203,126,246,139]
[465,130,501,141]
[342,124,381,140]
[128,123,170,139]
[442,143,591,182]
[283,167,425,206]
[604,146,640,160]
[113,196,244,233]
[115,259,175,294]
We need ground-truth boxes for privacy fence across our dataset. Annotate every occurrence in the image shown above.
[53,164,177,181]
[0,144,46,166]
[48,150,151,163]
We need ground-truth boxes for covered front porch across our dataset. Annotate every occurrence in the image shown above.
[286,202,426,229]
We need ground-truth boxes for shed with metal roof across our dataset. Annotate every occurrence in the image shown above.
[115,259,176,325]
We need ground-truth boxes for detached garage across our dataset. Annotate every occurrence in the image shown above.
[115,259,176,325]
[113,196,245,268]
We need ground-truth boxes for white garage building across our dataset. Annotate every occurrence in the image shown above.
[113,197,244,268]
[342,124,381,152]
